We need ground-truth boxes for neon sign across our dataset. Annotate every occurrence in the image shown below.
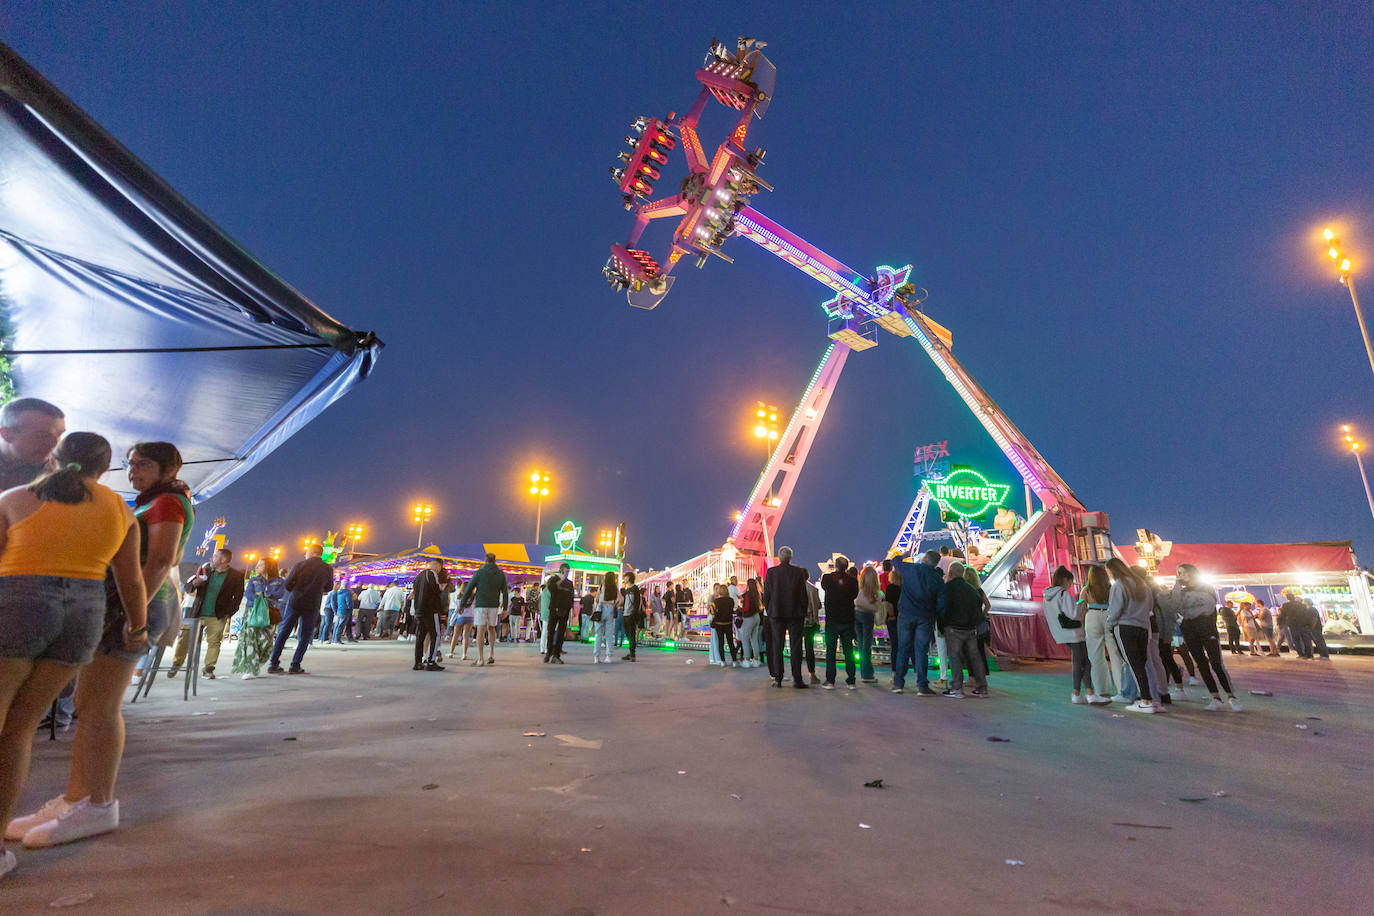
[553,521,583,553]
[929,468,1010,519]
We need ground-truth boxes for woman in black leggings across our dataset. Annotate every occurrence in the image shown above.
[1166,564,1242,712]
[1105,558,1157,714]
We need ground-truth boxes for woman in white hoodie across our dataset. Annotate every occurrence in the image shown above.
[1043,566,1109,705]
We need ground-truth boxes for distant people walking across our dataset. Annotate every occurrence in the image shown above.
[763,546,809,688]
[1278,592,1314,659]
[544,563,574,663]
[592,571,618,663]
[0,432,146,873]
[170,548,245,679]
[410,558,448,671]
[233,556,283,678]
[936,561,989,697]
[710,584,740,667]
[1220,601,1242,654]
[889,550,944,696]
[853,565,882,684]
[736,577,763,668]
[379,581,405,637]
[1166,564,1241,711]
[331,582,356,644]
[357,582,381,639]
[1105,558,1157,714]
[458,553,508,666]
[1043,565,1106,704]
[819,557,859,690]
[268,543,334,675]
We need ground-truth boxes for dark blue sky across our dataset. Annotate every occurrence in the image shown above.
[6,2,1373,570]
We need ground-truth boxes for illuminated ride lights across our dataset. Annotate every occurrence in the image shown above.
[602,36,1104,606]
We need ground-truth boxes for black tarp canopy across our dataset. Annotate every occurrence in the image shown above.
[0,42,381,500]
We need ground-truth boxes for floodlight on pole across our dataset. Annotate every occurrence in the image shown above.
[412,504,433,548]
[1341,424,1374,522]
[1321,228,1374,380]
[528,470,552,543]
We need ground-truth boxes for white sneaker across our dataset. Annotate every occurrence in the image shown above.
[1228,697,1243,712]
[1071,693,1087,705]
[5,795,71,841]
[0,848,15,880]
[1111,695,1133,704]
[241,673,255,680]
[732,661,740,668]
[1126,700,1157,714]
[1087,694,1112,705]
[1204,698,1224,711]
[22,798,118,848]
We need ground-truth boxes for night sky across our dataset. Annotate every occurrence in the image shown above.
[6,2,1373,571]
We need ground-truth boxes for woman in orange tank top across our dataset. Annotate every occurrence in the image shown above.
[0,432,145,880]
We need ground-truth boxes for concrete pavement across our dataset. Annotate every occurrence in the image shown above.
[4,638,1373,914]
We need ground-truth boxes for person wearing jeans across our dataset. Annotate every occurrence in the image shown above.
[888,550,944,694]
[268,545,334,674]
[591,571,617,663]
[938,562,990,696]
[736,578,763,668]
[620,572,643,661]
[1105,558,1156,713]
[820,558,859,689]
[853,566,882,683]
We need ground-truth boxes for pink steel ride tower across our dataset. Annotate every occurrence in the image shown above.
[605,38,1113,649]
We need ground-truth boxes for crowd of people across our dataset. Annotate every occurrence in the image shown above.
[0,393,1356,884]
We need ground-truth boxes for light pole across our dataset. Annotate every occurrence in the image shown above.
[752,402,780,466]
[528,471,551,543]
[412,504,433,548]
[344,523,364,558]
[1323,229,1374,379]
[1341,425,1374,522]
[301,536,318,554]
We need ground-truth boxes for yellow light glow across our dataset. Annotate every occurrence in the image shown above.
[769,412,777,422]
[529,485,538,495]
[768,430,779,440]
[756,409,765,419]
[1325,228,1335,241]
[1329,246,1341,260]
[1344,424,1352,432]
[531,472,540,482]
[753,425,767,438]
[1341,258,1351,272]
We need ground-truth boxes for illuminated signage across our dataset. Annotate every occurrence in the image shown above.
[929,468,1010,519]
[553,521,583,553]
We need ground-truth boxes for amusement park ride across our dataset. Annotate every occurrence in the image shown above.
[603,38,1113,635]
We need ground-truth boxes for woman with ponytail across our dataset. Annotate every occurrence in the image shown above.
[9,441,194,851]
[0,432,146,880]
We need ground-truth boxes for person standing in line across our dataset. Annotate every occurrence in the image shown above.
[936,561,990,697]
[1105,557,1158,714]
[889,550,944,696]
[883,565,903,686]
[458,552,508,666]
[1278,592,1313,659]
[448,581,475,660]
[1220,601,1242,654]
[1252,599,1280,656]
[620,571,644,661]
[820,557,859,690]
[169,548,244,679]
[378,580,404,638]
[1165,564,1242,711]
[409,558,447,672]
[961,565,995,676]
[332,583,357,644]
[12,440,193,851]
[801,570,821,684]
[1305,598,1331,659]
[678,583,694,634]
[736,577,763,668]
[709,584,740,667]
[1043,566,1107,704]
[523,583,540,643]
[854,565,883,685]
[544,563,575,663]
[538,577,553,654]
[0,433,147,876]
[591,570,618,664]
[1078,565,1124,701]
[267,544,333,675]
[357,582,381,639]
[763,546,809,688]
[233,556,283,678]
[648,585,665,640]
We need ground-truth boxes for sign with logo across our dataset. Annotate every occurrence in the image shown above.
[553,520,583,553]
[928,468,1011,519]
[913,440,950,479]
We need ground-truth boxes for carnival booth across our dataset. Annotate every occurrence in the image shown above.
[337,543,553,591]
[1117,541,1372,636]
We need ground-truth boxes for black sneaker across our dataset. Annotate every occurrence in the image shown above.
[412,663,425,671]
[287,668,306,675]
[916,687,938,696]
[553,656,564,664]
[543,656,551,663]
[202,670,216,680]
[772,679,783,688]
[970,687,989,697]
[267,666,286,675]
[425,661,445,671]
[794,681,809,689]
[940,688,963,698]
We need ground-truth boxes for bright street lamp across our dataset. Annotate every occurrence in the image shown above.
[1322,228,1374,379]
[528,470,551,543]
[344,523,364,558]
[598,529,613,553]
[301,536,318,552]
[412,504,433,548]
[1341,424,1374,522]
[270,546,281,561]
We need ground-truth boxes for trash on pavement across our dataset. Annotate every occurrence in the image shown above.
[523,732,546,737]
[986,736,1011,743]
[49,891,95,908]
[554,734,602,749]
[1004,859,1024,866]
[859,823,872,829]
[422,783,439,790]
[1249,689,1272,696]
[863,779,884,788]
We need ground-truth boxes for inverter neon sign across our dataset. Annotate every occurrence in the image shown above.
[929,468,1011,519]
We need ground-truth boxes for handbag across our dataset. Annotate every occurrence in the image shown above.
[876,600,893,628]
[1056,611,1083,630]
[245,595,271,628]
[591,609,604,623]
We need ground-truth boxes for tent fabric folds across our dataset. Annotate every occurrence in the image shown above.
[0,42,381,501]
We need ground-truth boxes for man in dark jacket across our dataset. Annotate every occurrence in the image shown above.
[1278,594,1314,659]
[544,563,575,663]
[458,553,509,666]
[268,545,334,674]
[170,548,245,680]
[763,546,810,688]
[412,558,450,671]
[889,549,945,695]
[936,562,988,696]
[819,557,859,689]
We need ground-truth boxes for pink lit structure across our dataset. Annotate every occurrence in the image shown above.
[609,38,1112,654]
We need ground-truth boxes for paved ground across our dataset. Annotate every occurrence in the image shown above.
[4,637,1373,914]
